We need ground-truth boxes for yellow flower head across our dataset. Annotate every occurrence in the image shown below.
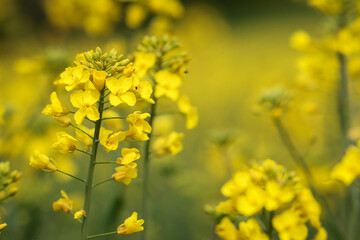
[53,190,73,213]
[235,183,265,216]
[331,145,360,186]
[153,131,184,156]
[100,131,126,152]
[178,95,198,129]
[42,92,69,117]
[117,212,144,235]
[112,164,137,185]
[272,209,308,240]
[74,209,86,220]
[215,217,238,240]
[125,111,152,141]
[116,148,141,165]
[133,52,157,78]
[70,89,100,125]
[56,66,90,91]
[51,132,78,154]
[154,70,182,101]
[92,70,107,90]
[238,219,269,240]
[107,76,137,106]
[29,151,57,172]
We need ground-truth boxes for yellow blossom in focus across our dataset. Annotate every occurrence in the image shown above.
[51,132,78,154]
[117,212,144,235]
[92,70,107,90]
[125,111,152,141]
[112,164,137,185]
[126,3,147,29]
[155,70,182,100]
[42,92,69,117]
[273,209,308,240]
[116,148,140,165]
[107,76,137,106]
[134,80,155,104]
[70,89,100,125]
[153,131,184,156]
[53,190,73,213]
[331,145,360,185]
[74,209,86,219]
[29,150,57,172]
[100,131,126,152]
[56,66,90,91]
[178,95,198,129]
[134,52,157,78]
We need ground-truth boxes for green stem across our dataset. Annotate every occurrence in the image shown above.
[267,211,274,239]
[56,169,86,183]
[92,178,113,189]
[336,52,350,151]
[75,149,93,156]
[70,124,94,140]
[141,97,158,240]
[81,88,105,240]
[88,231,117,239]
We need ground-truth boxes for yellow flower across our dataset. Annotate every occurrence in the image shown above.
[215,217,238,240]
[331,145,360,186]
[100,131,126,152]
[290,30,312,51]
[117,212,144,235]
[154,70,182,101]
[42,92,69,117]
[152,131,184,156]
[54,116,72,126]
[147,0,185,19]
[29,150,57,172]
[264,180,294,211]
[117,148,141,165]
[273,209,308,240]
[295,188,322,229]
[0,223,7,233]
[314,227,327,240]
[112,164,137,185]
[178,95,198,129]
[238,219,269,240]
[133,52,156,78]
[74,210,86,219]
[70,89,100,125]
[134,80,155,104]
[106,76,137,106]
[56,66,90,91]
[125,3,147,29]
[53,190,73,213]
[92,70,107,90]
[51,132,78,154]
[125,111,152,141]
[235,184,265,216]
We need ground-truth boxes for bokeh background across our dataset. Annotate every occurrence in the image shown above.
[0,0,347,239]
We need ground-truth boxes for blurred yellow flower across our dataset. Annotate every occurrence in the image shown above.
[238,219,269,240]
[29,150,57,172]
[272,209,308,240]
[331,145,360,186]
[178,95,198,129]
[70,89,100,124]
[53,190,73,214]
[290,30,312,51]
[154,70,181,100]
[52,132,78,154]
[126,3,148,29]
[74,209,86,219]
[0,222,7,233]
[117,212,144,235]
[134,52,157,78]
[153,131,184,156]
[215,217,238,240]
[235,184,265,216]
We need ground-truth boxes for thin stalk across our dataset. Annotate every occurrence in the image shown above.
[92,178,113,189]
[141,97,158,240]
[336,52,350,150]
[81,88,105,240]
[56,169,86,183]
[267,211,274,239]
[75,149,93,156]
[88,231,117,239]
[273,118,343,240]
[70,124,94,140]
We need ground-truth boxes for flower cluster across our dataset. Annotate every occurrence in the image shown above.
[331,145,360,185]
[0,161,20,202]
[215,159,326,240]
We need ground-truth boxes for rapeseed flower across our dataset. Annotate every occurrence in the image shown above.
[70,89,100,124]
[116,148,141,165]
[154,70,181,101]
[107,76,137,106]
[117,212,144,235]
[112,164,137,185]
[51,132,78,154]
[53,190,73,213]
[125,111,152,141]
[42,92,69,117]
[331,145,360,185]
[29,151,57,172]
